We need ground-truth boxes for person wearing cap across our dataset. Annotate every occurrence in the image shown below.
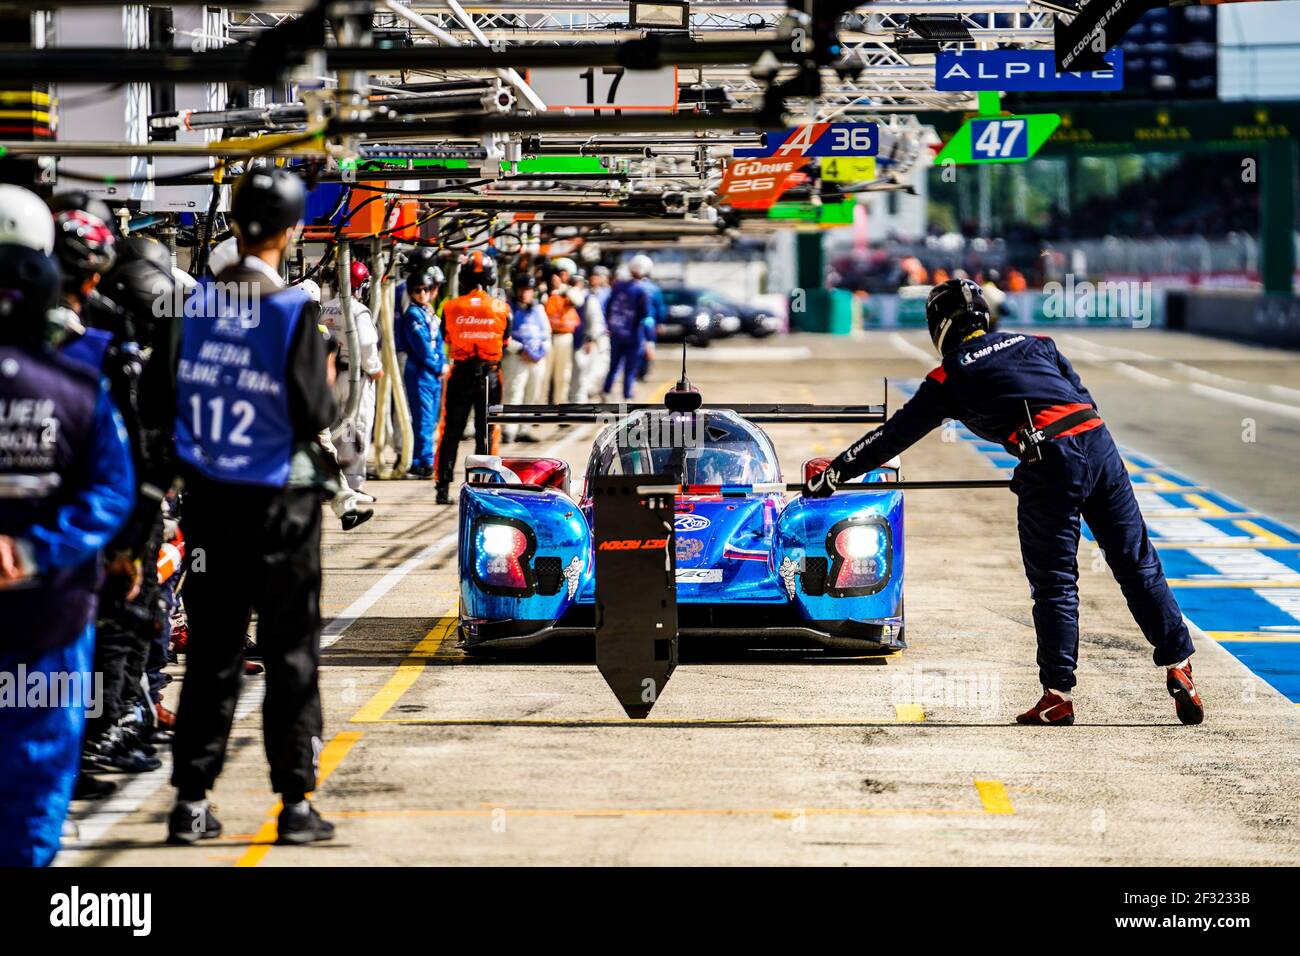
[805,278,1203,727]
[0,185,135,865]
[395,263,447,476]
[545,257,581,404]
[433,251,510,505]
[141,166,339,845]
[321,259,382,492]
[502,272,551,443]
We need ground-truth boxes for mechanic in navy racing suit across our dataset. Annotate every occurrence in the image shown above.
[0,234,134,866]
[805,278,1203,727]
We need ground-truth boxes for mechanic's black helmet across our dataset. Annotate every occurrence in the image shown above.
[101,256,178,342]
[458,250,496,291]
[404,245,440,277]
[0,243,61,346]
[47,192,118,235]
[925,278,989,354]
[230,167,306,242]
[512,271,537,291]
[407,266,443,291]
[116,235,172,271]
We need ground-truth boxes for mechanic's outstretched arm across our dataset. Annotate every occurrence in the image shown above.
[804,374,954,497]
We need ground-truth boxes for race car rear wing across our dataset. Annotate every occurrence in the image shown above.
[467,479,1011,495]
[487,402,888,425]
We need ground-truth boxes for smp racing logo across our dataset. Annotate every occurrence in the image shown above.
[674,513,710,533]
[960,334,1027,365]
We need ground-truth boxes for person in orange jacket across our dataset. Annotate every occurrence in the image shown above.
[433,251,510,504]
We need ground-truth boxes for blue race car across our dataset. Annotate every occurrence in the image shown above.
[456,393,905,655]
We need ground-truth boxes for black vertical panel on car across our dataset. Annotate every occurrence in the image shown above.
[592,474,678,719]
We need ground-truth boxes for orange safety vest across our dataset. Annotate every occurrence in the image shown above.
[546,290,581,334]
[443,291,510,363]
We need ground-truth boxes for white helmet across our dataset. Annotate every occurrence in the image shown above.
[0,184,55,253]
[628,253,653,278]
[552,256,577,276]
[172,266,197,292]
[207,236,240,277]
[298,278,321,303]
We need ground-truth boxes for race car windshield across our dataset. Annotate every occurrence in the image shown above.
[588,411,780,484]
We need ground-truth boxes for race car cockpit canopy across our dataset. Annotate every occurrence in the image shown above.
[586,409,781,486]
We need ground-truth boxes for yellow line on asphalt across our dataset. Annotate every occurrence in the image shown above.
[893,704,925,722]
[350,618,457,722]
[1182,493,1228,516]
[325,807,985,819]
[259,779,1012,822]
[359,716,942,728]
[1234,520,1289,546]
[973,780,1016,815]
[1209,631,1300,643]
[235,731,363,867]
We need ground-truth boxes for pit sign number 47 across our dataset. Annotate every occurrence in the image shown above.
[971,118,1028,160]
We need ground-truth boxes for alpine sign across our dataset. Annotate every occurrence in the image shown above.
[734,122,878,159]
[936,49,1123,92]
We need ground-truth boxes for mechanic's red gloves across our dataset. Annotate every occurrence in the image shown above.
[804,466,839,498]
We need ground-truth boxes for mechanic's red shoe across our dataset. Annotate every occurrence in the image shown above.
[1166,661,1204,725]
[1015,690,1074,725]
[156,704,177,732]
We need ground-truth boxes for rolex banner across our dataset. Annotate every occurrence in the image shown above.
[1055,0,1168,73]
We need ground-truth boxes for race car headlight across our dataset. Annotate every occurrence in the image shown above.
[472,517,537,595]
[826,517,891,596]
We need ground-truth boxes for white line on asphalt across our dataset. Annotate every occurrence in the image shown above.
[56,682,265,865]
[1269,383,1300,403]
[1113,362,1176,389]
[57,527,462,864]
[888,332,935,364]
[679,346,813,363]
[322,534,458,648]
[1055,334,1114,363]
[1188,381,1300,422]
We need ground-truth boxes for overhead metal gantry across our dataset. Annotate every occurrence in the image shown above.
[2,1,1068,244]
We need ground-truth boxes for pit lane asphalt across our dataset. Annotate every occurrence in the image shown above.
[62,329,1300,866]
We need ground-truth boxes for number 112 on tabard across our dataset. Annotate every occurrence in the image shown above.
[524,66,679,113]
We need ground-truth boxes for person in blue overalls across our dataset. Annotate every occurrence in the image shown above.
[601,255,657,401]
[0,225,135,867]
[142,167,339,846]
[806,278,1203,727]
[397,264,446,478]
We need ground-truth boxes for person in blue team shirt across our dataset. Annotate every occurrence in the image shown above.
[601,255,658,401]
[397,265,446,477]
[141,167,339,846]
[0,207,134,867]
[502,273,551,443]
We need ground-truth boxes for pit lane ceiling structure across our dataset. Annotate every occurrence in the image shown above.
[11,1,1067,236]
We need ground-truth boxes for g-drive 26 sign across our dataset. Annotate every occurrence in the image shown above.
[936,50,1123,92]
